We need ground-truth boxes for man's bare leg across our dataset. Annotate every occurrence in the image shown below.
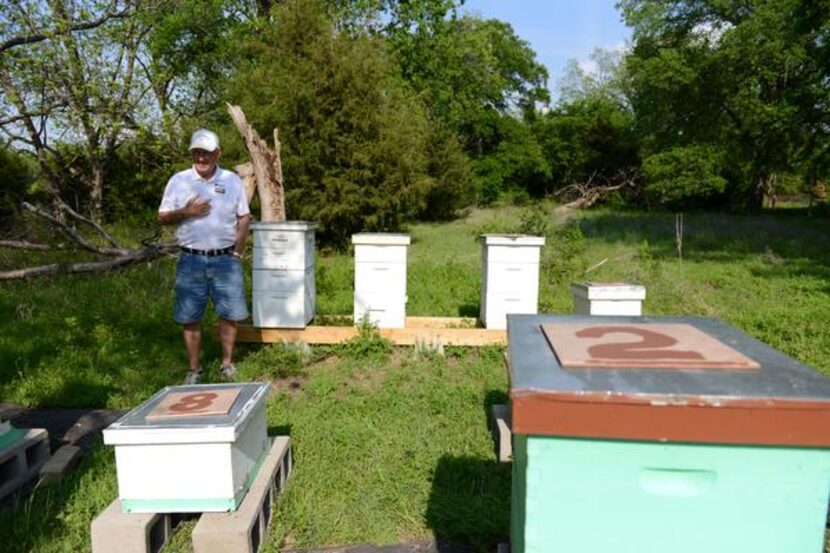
[218,318,238,367]
[183,323,202,371]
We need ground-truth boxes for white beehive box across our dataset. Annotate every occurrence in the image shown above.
[480,234,545,329]
[103,383,269,513]
[352,233,410,328]
[252,221,317,328]
[570,282,646,316]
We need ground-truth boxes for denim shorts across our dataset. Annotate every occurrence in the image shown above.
[174,253,249,324]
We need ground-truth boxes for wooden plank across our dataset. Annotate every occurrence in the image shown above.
[236,326,356,344]
[379,326,505,346]
[235,317,505,346]
[405,316,479,329]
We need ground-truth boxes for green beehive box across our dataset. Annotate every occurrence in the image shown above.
[507,315,830,553]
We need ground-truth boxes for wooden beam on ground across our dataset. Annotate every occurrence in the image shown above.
[234,317,505,346]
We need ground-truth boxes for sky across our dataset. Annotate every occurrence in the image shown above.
[460,0,632,96]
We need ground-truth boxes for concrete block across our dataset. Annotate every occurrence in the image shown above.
[40,444,82,484]
[192,436,292,553]
[497,543,511,553]
[490,404,512,463]
[91,499,171,553]
[0,428,50,501]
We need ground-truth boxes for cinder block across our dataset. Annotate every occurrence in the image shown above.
[40,444,83,484]
[0,428,50,501]
[91,499,171,553]
[490,404,512,463]
[192,436,292,553]
[497,542,511,553]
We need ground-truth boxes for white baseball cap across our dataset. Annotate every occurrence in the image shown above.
[189,129,220,152]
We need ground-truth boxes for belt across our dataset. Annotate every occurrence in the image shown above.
[180,246,234,257]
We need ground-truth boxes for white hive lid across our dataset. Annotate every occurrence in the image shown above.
[570,282,646,300]
[103,382,269,445]
[481,234,545,246]
[251,220,317,231]
[351,233,411,246]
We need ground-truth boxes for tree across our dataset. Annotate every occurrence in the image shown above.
[534,97,640,196]
[558,47,629,106]
[228,0,473,245]
[0,0,247,220]
[620,0,830,209]
[0,0,250,279]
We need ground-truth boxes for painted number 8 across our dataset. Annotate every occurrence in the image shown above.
[168,392,218,413]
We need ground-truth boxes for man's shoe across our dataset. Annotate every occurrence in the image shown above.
[184,368,203,385]
[220,364,237,379]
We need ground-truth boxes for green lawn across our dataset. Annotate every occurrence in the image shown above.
[1,204,829,551]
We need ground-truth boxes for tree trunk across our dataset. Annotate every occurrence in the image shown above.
[226,104,285,221]
[90,163,105,220]
[752,173,775,211]
[234,162,258,205]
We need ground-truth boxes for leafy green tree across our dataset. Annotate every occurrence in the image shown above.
[474,112,550,202]
[641,145,726,208]
[229,0,473,245]
[364,3,549,201]
[620,0,830,209]
[0,0,249,220]
[319,1,552,202]
[534,97,640,193]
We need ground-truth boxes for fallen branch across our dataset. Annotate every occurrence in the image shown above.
[0,243,178,280]
[555,169,638,212]
[0,240,64,251]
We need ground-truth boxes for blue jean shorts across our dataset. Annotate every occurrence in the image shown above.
[174,252,249,324]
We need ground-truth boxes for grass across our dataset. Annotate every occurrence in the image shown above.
[1,203,830,551]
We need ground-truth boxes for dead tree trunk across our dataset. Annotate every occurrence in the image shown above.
[226,103,285,221]
[234,161,258,205]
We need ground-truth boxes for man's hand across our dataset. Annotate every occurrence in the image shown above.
[158,195,211,225]
[184,195,211,218]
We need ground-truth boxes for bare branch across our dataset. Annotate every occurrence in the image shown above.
[0,243,178,280]
[22,201,130,256]
[0,240,64,251]
[59,201,122,248]
[0,7,131,55]
[0,102,68,126]
[555,168,639,212]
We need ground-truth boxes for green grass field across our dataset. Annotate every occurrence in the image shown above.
[1,204,829,552]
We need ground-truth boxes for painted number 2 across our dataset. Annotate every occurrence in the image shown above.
[576,326,705,360]
[168,392,218,413]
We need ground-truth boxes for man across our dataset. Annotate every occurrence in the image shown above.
[159,129,251,384]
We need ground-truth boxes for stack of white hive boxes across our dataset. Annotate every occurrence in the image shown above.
[251,221,317,328]
[352,233,410,328]
[480,234,545,329]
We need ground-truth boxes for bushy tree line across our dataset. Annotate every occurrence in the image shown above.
[620,0,830,210]
[1,0,827,246]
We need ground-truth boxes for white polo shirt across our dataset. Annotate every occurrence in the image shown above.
[159,166,250,250]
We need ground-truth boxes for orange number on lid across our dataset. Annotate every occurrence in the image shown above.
[576,326,706,360]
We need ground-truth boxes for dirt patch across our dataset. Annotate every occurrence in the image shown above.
[269,376,306,396]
